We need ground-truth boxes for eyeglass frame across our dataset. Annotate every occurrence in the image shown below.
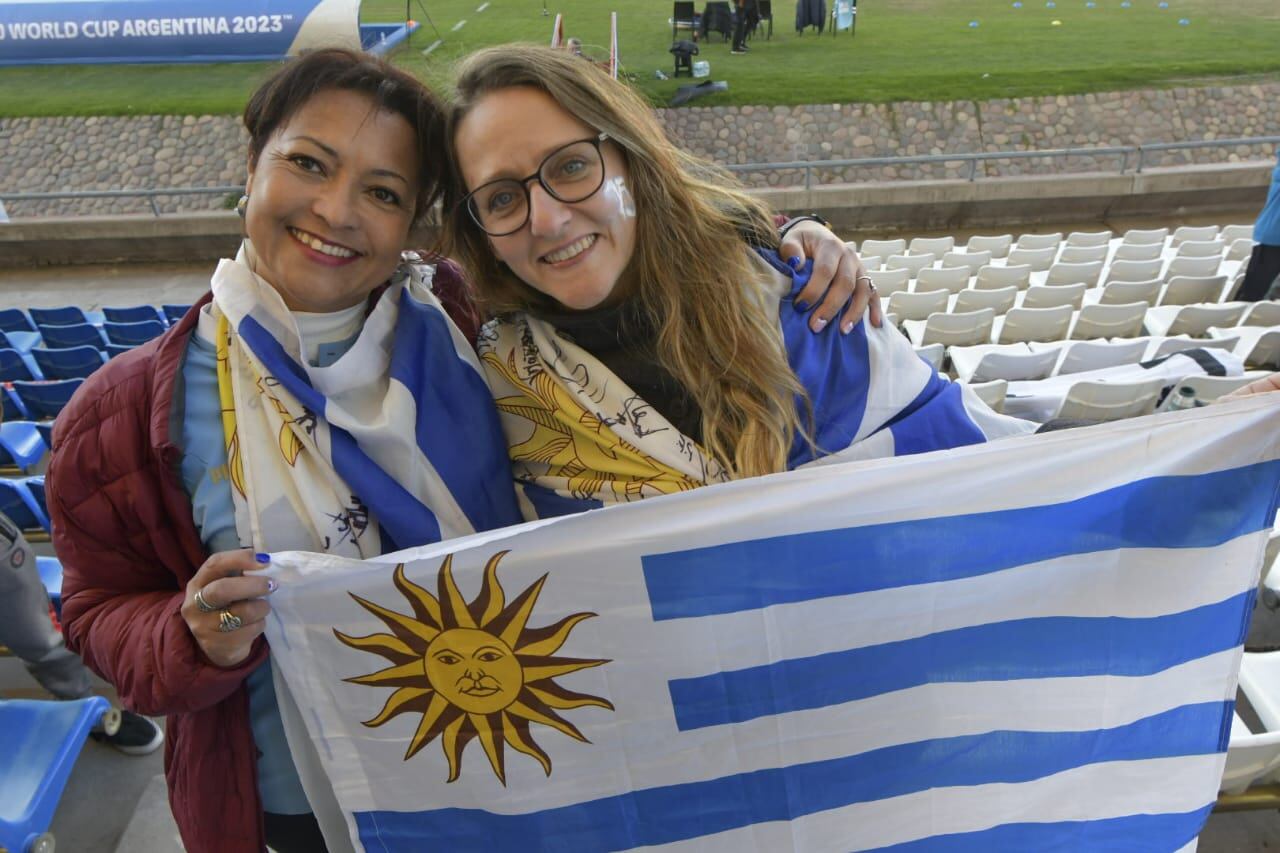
[461,132,612,237]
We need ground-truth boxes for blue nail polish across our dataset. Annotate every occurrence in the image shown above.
[787,256,802,270]
[794,300,810,313]
[256,552,271,564]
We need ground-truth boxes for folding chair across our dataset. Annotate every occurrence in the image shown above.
[867,268,910,298]
[0,421,48,473]
[1096,279,1161,307]
[1165,255,1222,280]
[1215,326,1280,369]
[903,309,995,348]
[29,306,101,328]
[954,286,1016,315]
[1175,239,1225,258]
[673,0,697,42]
[30,346,106,381]
[1022,283,1086,311]
[885,253,936,279]
[1239,302,1280,328]
[1159,275,1228,307]
[968,379,1008,413]
[1170,225,1219,245]
[1122,227,1169,245]
[1006,245,1056,272]
[1112,242,1163,262]
[102,320,165,347]
[35,323,104,351]
[939,250,991,278]
[1065,230,1112,248]
[1145,335,1239,361]
[1227,237,1256,262]
[993,305,1073,344]
[1057,244,1107,265]
[1169,374,1263,404]
[1050,338,1148,375]
[0,478,50,541]
[1014,232,1063,251]
[1144,303,1247,338]
[859,238,906,258]
[1105,258,1163,285]
[0,697,116,853]
[102,305,164,326]
[1070,302,1149,340]
[950,344,1059,383]
[754,0,774,38]
[914,266,969,295]
[0,309,36,334]
[858,254,882,272]
[10,380,84,421]
[1052,376,1165,421]
[975,264,1031,291]
[1044,261,1103,288]
[886,289,950,323]
[1220,224,1254,244]
[964,234,1012,259]
[908,236,955,256]
[0,348,39,382]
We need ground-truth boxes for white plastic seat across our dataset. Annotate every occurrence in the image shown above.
[1240,302,1280,328]
[1112,242,1163,262]
[1145,334,1239,361]
[914,266,970,295]
[954,286,1017,315]
[1240,651,1280,733]
[975,264,1032,291]
[1175,239,1225,258]
[1220,224,1254,243]
[885,253,936,278]
[909,236,955,256]
[1049,338,1149,375]
[1165,255,1222,280]
[1212,325,1280,369]
[1065,230,1112,247]
[1007,245,1056,272]
[1097,279,1160,306]
[1171,224,1219,245]
[1057,244,1108,264]
[1144,303,1248,338]
[965,234,1012,259]
[1044,261,1104,288]
[1170,373,1263,403]
[1022,283,1087,310]
[939,250,992,277]
[903,309,995,347]
[1105,258,1163,284]
[1222,713,1280,795]
[1071,302,1149,340]
[1227,237,1256,262]
[1122,227,1169,245]
[860,238,907,258]
[949,343,1060,383]
[1014,232,1063,251]
[1052,376,1165,421]
[867,267,911,298]
[968,379,1008,413]
[993,305,1073,344]
[857,252,882,271]
[1159,275,1228,306]
[887,289,950,323]
[913,343,945,370]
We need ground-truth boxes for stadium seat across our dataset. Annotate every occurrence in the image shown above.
[1065,230,1112,248]
[35,323,105,351]
[1175,239,1225,258]
[161,304,194,324]
[1240,652,1280,736]
[1112,242,1163,262]
[11,380,83,421]
[1013,232,1063,251]
[913,343,945,371]
[34,423,53,450]
[1105,258,1163,284]
[860,239,906,259]
[1159,275,1228,307]
[968,379,1008,413]
[0,348,39,382]
[975,264,1031,291]
[1171,225,1219,246]
[0,309,37,335]
[1239,302,1280,328]
[1070,302,1149,340]
[1022,283,1087,311]
[964,234,1012,259]
[1057,244,1108,264]
[1165,255,1223,280]
[0,478,49,541]
[1053,377,1165,421]
[102,305,164,325]
[1170,373,1264,404]
[102,320,165,347]
[0,329,42,354]
[903,309,994,348]
[1220,224,1254,244]
[993,305,1073,344]
[1043,261,1103,289]
[885,253,936,278]
[1145,303,1247,338]
[30,346,105,381]
[1227,237,1256,262]
[1,387,29,421]
[939,250,991,277]
[867,268,910,298]
[36,557,63,618]
[1145,335,1239,361]
[908,236,954,256]
[29,306,102,328]
[1121,227,1169,245]
[954,286,1017,315]
[1006,245,1056,272]
[0,422,48,474]
[886,289,950,323]
[1048,338,1149,375]
[105,343,135,359]
[858,254,883,271]
[1096,279,1161,307]
[1222,712,1280,795]
[1213,326,1280,369]
[25,476,48,531]
[914,266,969,295]
[0,696,115,853]
[950,344,1059,383]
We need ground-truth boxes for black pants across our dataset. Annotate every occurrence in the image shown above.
[264,812,329,853]
[1237,243,1280,301]
[732,13,748,48]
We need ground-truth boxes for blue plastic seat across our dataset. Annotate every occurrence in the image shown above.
[0,422,48,473]
[36,557,63,617]
[0,308,36,334]
[28,307,103,328]
[10,380,82,421]
[30,347,104,381]
[2,387,30,421]
[161,304,193,324]
[0,696,112,853]
[0,329,42,354]
[0,478,49,538]
[104,343,134,359]
[34,423,53,449]
[102,320,165,347]
[102,305,163,325]
[34,324,104,352]
[0,348,39,382]
[25,476,48,530]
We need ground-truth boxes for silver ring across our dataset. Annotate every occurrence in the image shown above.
[218,609,243,633]
[194,588,218,613]
[856,275,873,284]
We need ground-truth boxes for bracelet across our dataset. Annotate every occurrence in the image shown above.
[778,214,832,239]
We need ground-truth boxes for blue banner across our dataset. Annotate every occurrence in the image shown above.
[0,0,358,65]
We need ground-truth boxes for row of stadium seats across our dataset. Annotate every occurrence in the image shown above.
[0,304,189,332]
[1,319,166,353]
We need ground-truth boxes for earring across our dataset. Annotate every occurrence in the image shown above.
[236,194,249,218]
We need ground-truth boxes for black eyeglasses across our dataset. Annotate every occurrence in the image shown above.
[462,133,610,237]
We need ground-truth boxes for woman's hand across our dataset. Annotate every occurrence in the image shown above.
[1224,373,1280,400]
[181,550,276,668]
[781,221,884,334]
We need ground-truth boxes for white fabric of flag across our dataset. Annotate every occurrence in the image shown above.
[264,395,1280,852]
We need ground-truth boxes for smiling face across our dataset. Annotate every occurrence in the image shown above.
[424,627,524,715]
[243,88,420,313]
[454,86,638,311]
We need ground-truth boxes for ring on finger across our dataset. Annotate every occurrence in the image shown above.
[856,274,873,285]
[193,587,219,613]
[218,609,244,633]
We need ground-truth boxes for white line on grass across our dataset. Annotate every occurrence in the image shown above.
[477,2,489,11]
[422,39,443,55]
[451,19,467,31]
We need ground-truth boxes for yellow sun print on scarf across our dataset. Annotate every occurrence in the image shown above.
[334,552,613,784]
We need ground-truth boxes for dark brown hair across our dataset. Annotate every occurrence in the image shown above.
[243,48,445,221]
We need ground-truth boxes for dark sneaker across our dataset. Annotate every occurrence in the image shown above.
[91,709,164,756]
[731,47,747,54]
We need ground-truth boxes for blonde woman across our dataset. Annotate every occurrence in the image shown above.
[442,45,1034,518]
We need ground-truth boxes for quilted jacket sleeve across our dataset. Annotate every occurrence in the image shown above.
[49,344,266,717]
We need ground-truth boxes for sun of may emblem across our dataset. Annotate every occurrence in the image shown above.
[334,551,613,784]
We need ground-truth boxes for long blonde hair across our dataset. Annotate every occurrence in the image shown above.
[441,45,807,478]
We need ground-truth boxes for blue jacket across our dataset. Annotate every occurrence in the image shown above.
[1256,151,1280,246]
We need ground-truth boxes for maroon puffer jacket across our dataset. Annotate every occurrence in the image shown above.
[48,262,481,853]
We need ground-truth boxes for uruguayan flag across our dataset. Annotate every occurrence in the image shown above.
[265,395,1280,852]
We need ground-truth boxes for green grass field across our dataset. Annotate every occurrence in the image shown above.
[1,0,1278,115]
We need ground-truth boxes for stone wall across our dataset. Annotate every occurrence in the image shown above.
[4,82,1278,218]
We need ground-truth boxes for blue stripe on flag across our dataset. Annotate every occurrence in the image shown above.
[886,378,986,457]
[668,592,1250,731]
[351,702,1227,852]
[643,459,1280,621]
[860,806,1213,852]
